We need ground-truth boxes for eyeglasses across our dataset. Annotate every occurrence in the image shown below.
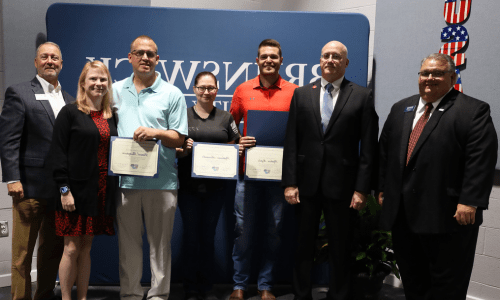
[195,86,218,93]
[131,50,157,59]
[321,53,343,61]
[418,71,451,78]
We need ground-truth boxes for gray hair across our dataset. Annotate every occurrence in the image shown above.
[420,53,456,72]
[35,42,62,59]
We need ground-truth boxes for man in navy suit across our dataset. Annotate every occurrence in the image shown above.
[282,41,378,300]
[0,42,73,300]
[378,53,497,299]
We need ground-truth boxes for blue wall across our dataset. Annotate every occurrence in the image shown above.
[46,3,370,284]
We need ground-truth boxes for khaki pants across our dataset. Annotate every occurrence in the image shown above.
[11,197,64,300]
[117,189,177,300]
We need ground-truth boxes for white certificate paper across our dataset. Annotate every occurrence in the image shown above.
[245,146,283,181]
[109,137,160,177]
[192,142,239,179]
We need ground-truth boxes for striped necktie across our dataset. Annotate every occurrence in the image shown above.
[321,83,334,132]
[406,102,433,165]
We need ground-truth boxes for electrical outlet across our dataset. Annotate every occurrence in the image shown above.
[0,221,9,237]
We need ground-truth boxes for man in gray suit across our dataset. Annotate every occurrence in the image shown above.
[0,42,73,300]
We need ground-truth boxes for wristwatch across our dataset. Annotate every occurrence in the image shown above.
[60,186,70,194]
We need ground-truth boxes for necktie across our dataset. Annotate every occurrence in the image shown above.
[321,83,334,132]
[406,102,433,165]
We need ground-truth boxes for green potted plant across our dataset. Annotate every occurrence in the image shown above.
[314,195,400,298]
[351,194,399,298]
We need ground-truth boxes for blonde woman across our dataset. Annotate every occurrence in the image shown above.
[50,60,118,300]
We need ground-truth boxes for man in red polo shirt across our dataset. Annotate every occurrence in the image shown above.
[229,39,298,300]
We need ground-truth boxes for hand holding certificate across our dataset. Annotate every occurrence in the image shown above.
[108,137,160,177]
[245,146,283,181]
[192,142,239,179]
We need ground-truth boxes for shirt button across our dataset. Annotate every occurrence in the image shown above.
[412,189,416,194]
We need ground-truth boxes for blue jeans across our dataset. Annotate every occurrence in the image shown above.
[178,188,226,293]
[232,175,285,291]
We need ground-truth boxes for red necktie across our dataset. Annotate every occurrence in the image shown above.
[406,102,433,165]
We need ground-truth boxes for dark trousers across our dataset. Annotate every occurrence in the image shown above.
[12,197,64,300]
[293,191,355,300]
[392,207,479,300]
[177,189,226,293]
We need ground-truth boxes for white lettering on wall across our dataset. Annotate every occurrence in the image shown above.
[310,64,321,83]
[223,62,253,90]
[285,63,307,86]
[159,60,201,89]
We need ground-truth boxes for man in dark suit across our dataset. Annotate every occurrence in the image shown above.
[0,42,73,300]
[282,41,379,300]
[378,53,497,300]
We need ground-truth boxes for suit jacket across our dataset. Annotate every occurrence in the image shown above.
[0,77,74,199]
[378,89,498,234]
[282,78,379,200]
[49,103,118,217]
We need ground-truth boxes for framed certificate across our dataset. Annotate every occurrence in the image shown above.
[191,142,239,180]
[108,137,161,177]
[244,146,283,181]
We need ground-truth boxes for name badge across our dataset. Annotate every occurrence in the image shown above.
[404,106,415,112]
[35,94,49,100]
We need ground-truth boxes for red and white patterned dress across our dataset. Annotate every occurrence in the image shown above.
[55,110,114,236]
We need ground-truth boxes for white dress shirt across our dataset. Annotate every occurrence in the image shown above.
[411,87,453,129]
[36,74,66,118]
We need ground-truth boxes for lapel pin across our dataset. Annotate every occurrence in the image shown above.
[404,106,415,112]
[439,108,444,111]
[312,85,317,89]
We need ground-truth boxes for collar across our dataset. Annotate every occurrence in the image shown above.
[321,76,344,91]
[36,74,61,93]
[253,75,283,89]
[418,87,453,110]
[125,71,163,93]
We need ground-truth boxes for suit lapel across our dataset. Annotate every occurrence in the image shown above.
[62,90,73,104]
[325,78,351,135]
[407,90,457,164]
[309,79,323,136]
[31,77,56,125]
[399,96,419,167]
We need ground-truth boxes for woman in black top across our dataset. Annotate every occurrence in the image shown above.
[177,72,240,299]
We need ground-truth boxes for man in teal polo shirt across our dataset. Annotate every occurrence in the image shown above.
[113,35,188,300]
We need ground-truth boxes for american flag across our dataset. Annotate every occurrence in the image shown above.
[444,0,471,24]
[454,69,463,93]
[439,24,468,67]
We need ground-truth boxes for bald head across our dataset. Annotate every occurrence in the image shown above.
[320,41,349,82]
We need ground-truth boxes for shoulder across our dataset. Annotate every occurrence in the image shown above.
[61,89,75,101]
[234,77,258,93]
[59,102,80,115]
[157,79,184,98]
[6,79,37,94]
[341,79,372,96]
[214,107,233,119]
[295,80,318,92]
[112,77,129,92]
[454,92,489,109]
[390,94,419,111]
[278,77,299,89]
